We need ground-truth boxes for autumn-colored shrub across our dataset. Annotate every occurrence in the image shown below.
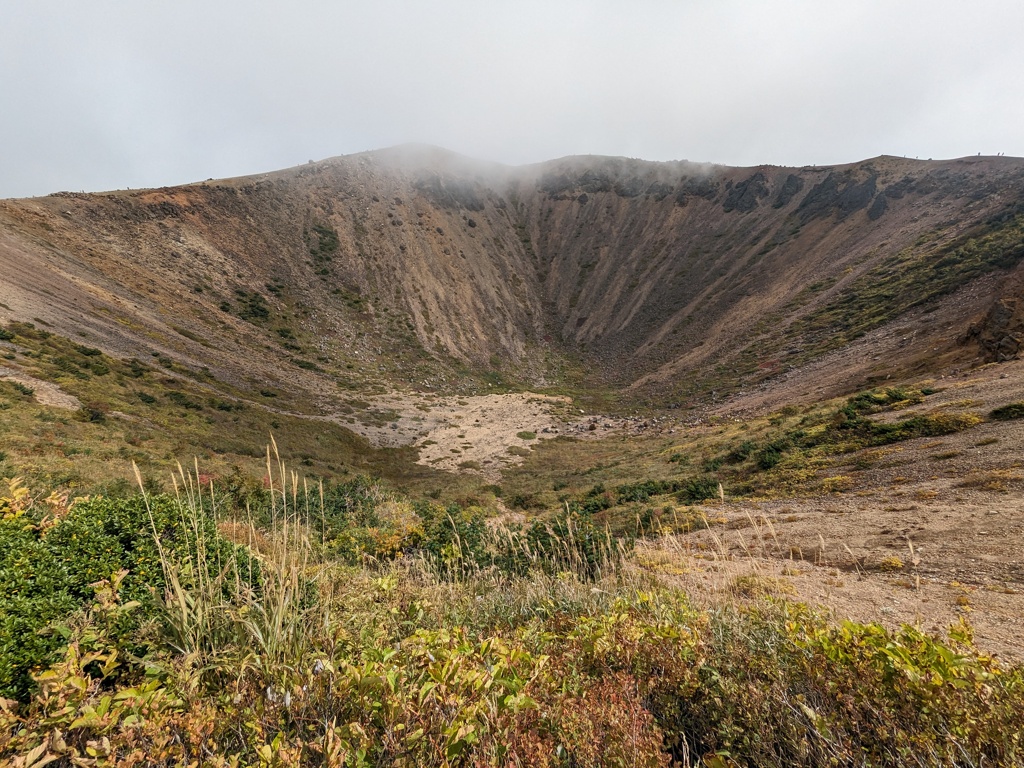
[3,470,1023,768]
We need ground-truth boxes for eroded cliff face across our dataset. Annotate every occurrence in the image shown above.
[963,279,1024,364]
[511,154,1024,398]
[2,147,1023,406]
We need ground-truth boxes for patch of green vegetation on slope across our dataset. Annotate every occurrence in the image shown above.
[791,209,1024,349]
[663,209,1024,407]
[500,385,985,520]
[0,321,459,496]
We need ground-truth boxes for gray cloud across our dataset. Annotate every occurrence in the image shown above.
[2,0,1023,197]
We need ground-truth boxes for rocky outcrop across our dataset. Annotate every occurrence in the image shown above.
[964,295,1024,362]
[797,170,879,223]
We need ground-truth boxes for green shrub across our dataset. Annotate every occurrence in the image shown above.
[679,475,720,504]
[0,494,255,700]
[310,223,340,258]
[488,512,625,580]
[415,501,487,574]
[616,479,680,504]
[756,439,790,469]
[702,456,723,472]
[507,492,540,510]
[166,391,202,410]
[830,395,980,447]
[726,439,758,463]
[570,484,613,515]
[126,358,148,378]
[989,402,1024,421]
[235,291,270,322]
[77,403,107,422]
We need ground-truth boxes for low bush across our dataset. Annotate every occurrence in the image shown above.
[2,467,1022,767]
[0,492,255,700]
[680,475,720,504]
[989,402,1024,421]
[166,391,202,410]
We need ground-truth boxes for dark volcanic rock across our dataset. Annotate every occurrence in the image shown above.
[674,176,719,207]
[883,177,915,200]
[578,171,614,194]
[868,195,888,221]
[722,171,770,213]
[797,172,878,222]
[836,175,877,219]
[613,177,646,198]
[797,173,842,222]
[645,182,674,201]
[964,296,1024,361]
[772,174,805,209]
[539,169,621,198]
[869,176,917,220]
[539,172,574,197]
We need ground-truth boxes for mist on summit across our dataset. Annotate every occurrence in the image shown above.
[2,1,1023,198]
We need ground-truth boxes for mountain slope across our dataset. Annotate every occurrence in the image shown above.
[2,147,1024,415]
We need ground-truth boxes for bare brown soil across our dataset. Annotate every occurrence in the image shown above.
[653,358,1024,660]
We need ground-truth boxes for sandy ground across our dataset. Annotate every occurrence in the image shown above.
[636,536,1024,662]
[334,390,667,479]
[333,391,580,480]
[0,365,81,410]
[642,358,1024,661]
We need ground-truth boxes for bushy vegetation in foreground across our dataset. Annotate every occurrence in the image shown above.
[2,465,1022,767]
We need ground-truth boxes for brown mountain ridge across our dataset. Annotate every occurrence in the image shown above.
[2,145,1024,414]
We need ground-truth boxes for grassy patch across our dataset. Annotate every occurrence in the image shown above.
[0,322,470,499]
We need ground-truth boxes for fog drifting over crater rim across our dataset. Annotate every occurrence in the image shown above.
[2,0,1023,198]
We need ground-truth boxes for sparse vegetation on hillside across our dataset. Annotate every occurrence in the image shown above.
[5,152,1024,412]
[790,210,1024,353]
[495,385,987,527]
[0,321,465,497]
[989,401,1024,421]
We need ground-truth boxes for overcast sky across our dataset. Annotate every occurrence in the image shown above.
[3,1,1023,198]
